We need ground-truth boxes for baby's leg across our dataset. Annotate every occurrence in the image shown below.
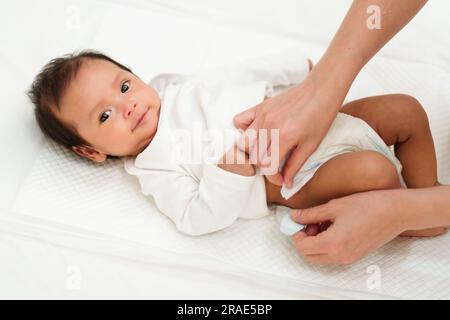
[266,150,401,212]
[340,94,445,237]
[341,94,438,187]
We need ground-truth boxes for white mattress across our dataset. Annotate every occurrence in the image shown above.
[1,0,450,299]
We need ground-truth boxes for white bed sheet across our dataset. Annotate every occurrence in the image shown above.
[1,0,450,299]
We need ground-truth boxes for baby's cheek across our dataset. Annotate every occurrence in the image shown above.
[147,86,161,104]
[108,128,130,148]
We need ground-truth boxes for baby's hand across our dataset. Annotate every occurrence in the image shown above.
[217,144,256,176]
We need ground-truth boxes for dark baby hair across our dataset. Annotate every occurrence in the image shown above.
[27,50,133,159]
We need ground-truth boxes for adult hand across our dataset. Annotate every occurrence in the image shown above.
[217,144,256,177]
[233,70,344,187]
[233,0,427,187]
[291,189,406,265]
[232,0,429,266]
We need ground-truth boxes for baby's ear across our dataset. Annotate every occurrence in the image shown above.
[72,145,107,163]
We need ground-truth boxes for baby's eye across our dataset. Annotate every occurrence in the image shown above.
[99,110,112,123]
[121,80,130,93]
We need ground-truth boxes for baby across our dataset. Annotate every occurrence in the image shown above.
[28,49,445,237]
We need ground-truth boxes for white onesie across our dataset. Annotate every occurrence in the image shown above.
[124,49,404,236]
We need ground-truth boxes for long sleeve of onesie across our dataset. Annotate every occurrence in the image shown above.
[127,162,268,236]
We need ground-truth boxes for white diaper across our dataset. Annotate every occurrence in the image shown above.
[280,112,406,200]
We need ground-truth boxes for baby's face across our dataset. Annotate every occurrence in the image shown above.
[57,58,161,162]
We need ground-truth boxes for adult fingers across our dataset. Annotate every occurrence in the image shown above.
[257,128,272,169]
[281,144,316,188]
[259,139,283,178]
[292,231,330,255]
[303,254,332,265]
[294,230,308,241]
[233,105,258,131]
[259,139,297,185]
[236,115,261,156]
[291,203,335,225]
[264,173,284,186]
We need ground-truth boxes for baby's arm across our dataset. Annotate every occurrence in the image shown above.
[132,158,266,236]
[136,166,265,236]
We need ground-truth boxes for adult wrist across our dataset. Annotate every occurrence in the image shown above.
[398,185,450,230]
[307,50,363,108]
[393,187,449,232]
[389,189,418,233]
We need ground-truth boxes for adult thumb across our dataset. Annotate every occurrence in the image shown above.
[291,203,335,225]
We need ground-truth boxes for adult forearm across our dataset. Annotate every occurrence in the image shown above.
[397,186,450,231]
[326,0,427,68]
[309,0,427,108]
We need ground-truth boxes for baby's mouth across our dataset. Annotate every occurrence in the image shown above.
[133,107,149,131]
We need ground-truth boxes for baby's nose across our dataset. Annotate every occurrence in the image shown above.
[124,103,137,118]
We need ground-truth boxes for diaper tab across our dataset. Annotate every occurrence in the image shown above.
[274,205,306,236]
